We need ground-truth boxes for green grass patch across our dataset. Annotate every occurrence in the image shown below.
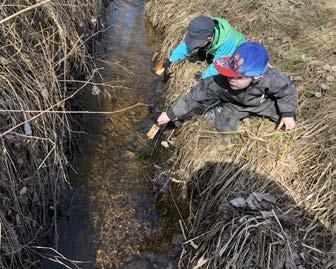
[298,85,314,101]
[281,57,305,73]
[298,105,313,119]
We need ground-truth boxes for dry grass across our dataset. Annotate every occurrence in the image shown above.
[146,0,335,268]
[0,1,98,268]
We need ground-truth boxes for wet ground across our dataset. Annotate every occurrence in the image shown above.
[40,0,181,268]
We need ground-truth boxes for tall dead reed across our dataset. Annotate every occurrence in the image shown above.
[0,0,99,267]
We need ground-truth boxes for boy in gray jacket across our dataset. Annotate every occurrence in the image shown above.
[157,42,297,132]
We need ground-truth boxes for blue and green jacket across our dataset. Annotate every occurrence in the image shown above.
[169,17,246,79]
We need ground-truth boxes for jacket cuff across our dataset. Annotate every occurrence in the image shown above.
[166,109,178,121]
[281,112,295,118]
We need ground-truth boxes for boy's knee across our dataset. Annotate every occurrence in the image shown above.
[214,111,239,132]
[213,105,248,132]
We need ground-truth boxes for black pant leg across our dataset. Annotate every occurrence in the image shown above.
[214,104,249,132]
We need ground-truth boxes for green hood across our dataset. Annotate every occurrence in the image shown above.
[207,17,246,55]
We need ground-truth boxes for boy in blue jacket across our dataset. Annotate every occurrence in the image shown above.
[161,16,246,79]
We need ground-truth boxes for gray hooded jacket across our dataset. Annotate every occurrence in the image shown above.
[166,68,297,121]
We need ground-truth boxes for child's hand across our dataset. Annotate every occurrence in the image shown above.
[157,112,171,125]
[277,117,295,131]
[194,71,202,80]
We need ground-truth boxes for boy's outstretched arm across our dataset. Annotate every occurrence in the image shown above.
[157,79,217,125]
[169,42,193,63]
[157,42,194,80]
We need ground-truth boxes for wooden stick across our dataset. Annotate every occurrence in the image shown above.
[146,124,160,140]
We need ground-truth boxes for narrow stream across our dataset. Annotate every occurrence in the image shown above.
[41,1,179,268]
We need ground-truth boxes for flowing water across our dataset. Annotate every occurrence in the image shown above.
[41,0,180,268]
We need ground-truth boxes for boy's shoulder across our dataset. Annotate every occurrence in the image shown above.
[259,67,292,88]
[265,66,288,78]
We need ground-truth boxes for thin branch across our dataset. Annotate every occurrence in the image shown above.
[0,103,150,115]
[0,0,53,25]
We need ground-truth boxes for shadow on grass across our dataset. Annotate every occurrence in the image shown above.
[179,161,333,269]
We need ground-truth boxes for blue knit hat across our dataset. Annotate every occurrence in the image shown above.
[214,42,269,77]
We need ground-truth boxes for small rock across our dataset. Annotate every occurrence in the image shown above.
[19,186,27,195]
[313,92,322,98]
[326,75,334,82]
[125,151,135,159]
[230,197,247,208]
[161,141,169,148]
[260,211,273,219]
[331,66,336,72]
[319,83,329,91]
[24,122,32,136]
[246,195,259,210]
[91,85,100,96]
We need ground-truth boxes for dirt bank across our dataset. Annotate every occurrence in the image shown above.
[0,1,99,267]
[145,0,335,268]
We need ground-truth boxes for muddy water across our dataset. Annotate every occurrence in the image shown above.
[41,1,178,268]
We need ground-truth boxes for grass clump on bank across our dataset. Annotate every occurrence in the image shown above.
[146,0,335,268]
[0,1,99,267]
